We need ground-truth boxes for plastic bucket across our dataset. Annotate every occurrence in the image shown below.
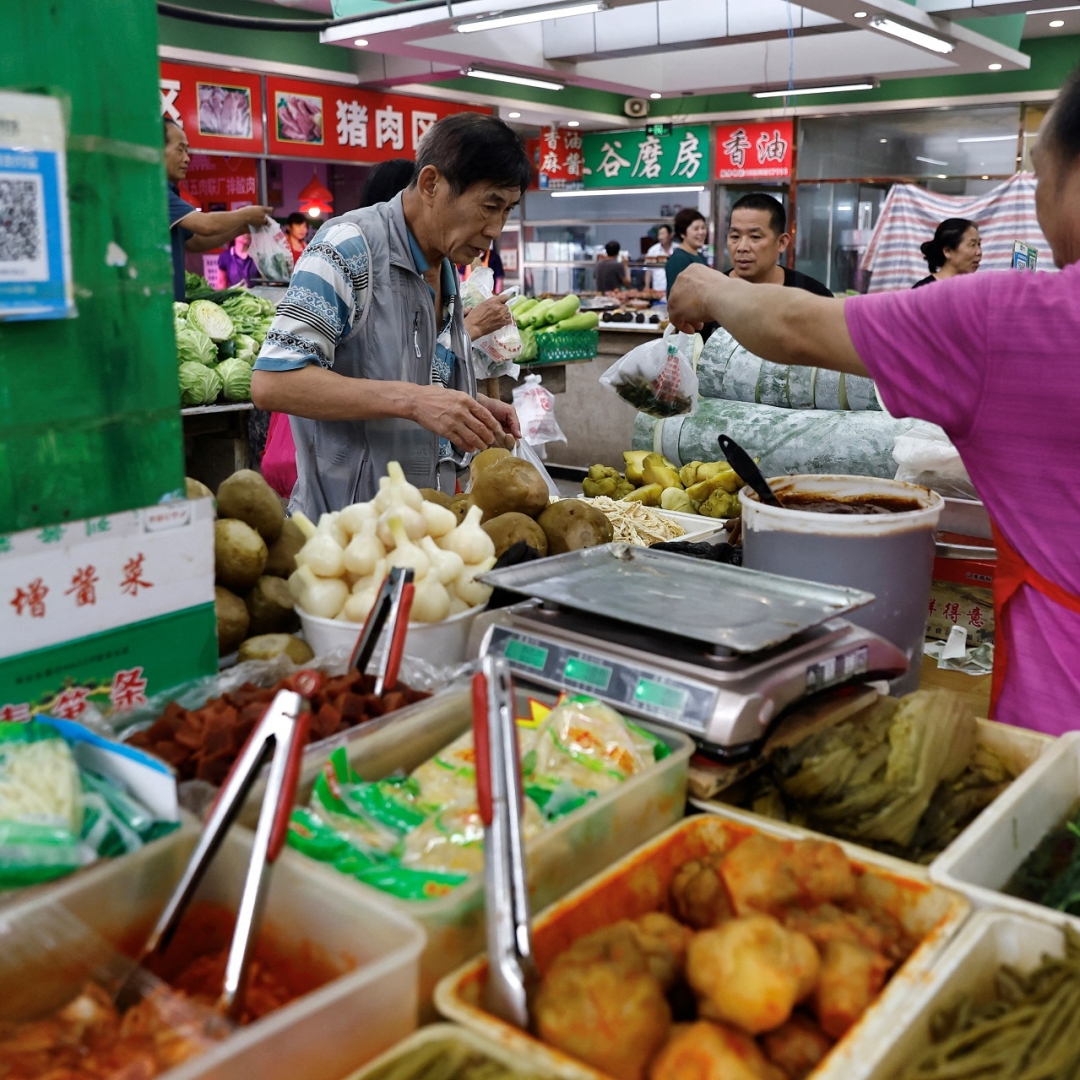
[741,475,943,695]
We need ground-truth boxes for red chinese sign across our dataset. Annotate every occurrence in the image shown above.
[528,127,585,190]
[265,76,489,163]
[178,155,259,210]
[714,120,794,181]
[160,62,264,155]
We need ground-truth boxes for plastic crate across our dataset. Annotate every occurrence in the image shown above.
[533,329,599,364]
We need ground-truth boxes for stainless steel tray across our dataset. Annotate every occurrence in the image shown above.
[480,544,873,654]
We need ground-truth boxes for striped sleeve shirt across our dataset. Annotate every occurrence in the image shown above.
[253,221,371,372]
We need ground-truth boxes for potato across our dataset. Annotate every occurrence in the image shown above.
[238,633,314,665]
[482,512,549,558]
[215,518,268,591]
[215,586,249,656]
[469,446,512,486]
[264,518,305,578]
[419,487,453,509]
[185,476,214,503]
[449,493,471,524]
[217,469,285,543]
[536,500,614,555]
[245,575,298,636]
[470,457,549,523]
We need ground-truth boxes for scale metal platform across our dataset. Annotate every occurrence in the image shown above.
[471,545,908,760]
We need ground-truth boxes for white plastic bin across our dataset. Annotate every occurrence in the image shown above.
[292,704,694,1011]
[861,911,1068,1080]
[0,823,424,1080]
[932,730,1080,927]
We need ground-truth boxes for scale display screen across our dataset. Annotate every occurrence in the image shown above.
[488,626,717,734]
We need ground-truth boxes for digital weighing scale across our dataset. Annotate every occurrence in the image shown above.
[470,545,908,760]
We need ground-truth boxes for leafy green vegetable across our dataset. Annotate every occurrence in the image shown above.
[178,361,222,406]
[173,301,189,319]
[217,358,252,402]
[175,324,216,367]
[217,338,236,362]
[184,271,208,296]
[234,333,258,363]
[187,299,235,343]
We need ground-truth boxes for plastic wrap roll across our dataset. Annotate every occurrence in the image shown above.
[633,399,940,478]
[697,328,881,411]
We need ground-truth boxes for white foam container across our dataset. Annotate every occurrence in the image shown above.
[860,911,1068,1080]
[435,809,970,1080]
[692,718,1053,878]
[292,704,694,1012]
[577,496,727,544]
[932,730,1080,925]
[299,603,483,668]
[0,823,424,1080]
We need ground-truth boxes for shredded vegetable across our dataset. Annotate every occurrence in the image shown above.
[587,496,686,546]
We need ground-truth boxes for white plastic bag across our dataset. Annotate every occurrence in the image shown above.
[513,438,560,496]
[513,374,566,463]
[248,222,294,282]
[600,325,700,418]
[463,266,523,376]
[893,428,977,499]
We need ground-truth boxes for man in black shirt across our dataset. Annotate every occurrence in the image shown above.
[726,193,832,296]
[595,239,631,292]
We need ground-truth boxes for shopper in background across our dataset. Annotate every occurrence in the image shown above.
[217,232,257,287]
[284,212,309,266]
[645,223,675,292]
[913,218,982,288]
[361,158,416,206]
[595,240,631,292]
[727,193,832,296]
[663,208,709,295]
[164,118,272,301]
[251,113,528,516]
[668,63,1080,737]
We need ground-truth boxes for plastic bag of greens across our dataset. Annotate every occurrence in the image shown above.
[249,222,294,282]
[600,325,701,418]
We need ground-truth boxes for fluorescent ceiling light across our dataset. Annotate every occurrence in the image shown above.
[988,63,1003,70]
[649,92,662,99]
[957,134,1016,143]
[753,81,875,98]
[567,120,580,127]
[1024,4,1080,12]
[1050,19,1066,25]
[455,1,603,33]
[551,185,704,198]
[869,16,954,54]
[353,38,368,46]
[915,155,948,165]
[466,68,564,90]
[508,111,521,118]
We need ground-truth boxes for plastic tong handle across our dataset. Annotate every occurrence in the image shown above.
[473,671,493,827]
[382,581,414,693]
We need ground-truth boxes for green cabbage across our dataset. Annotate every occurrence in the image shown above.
[251,315,275,345]
[234,334,258,363]
[218,358,253,402]
[187,299,235,342]
[175,324,216,366]
[173,301,189,319]
[178,361,222,406]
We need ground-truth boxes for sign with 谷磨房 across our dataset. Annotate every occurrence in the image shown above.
[714,120,794,181]
[581,125,710,189]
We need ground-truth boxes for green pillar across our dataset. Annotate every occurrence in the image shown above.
[0,0,184,534]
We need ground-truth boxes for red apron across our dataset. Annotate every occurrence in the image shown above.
[990,520,1080,718]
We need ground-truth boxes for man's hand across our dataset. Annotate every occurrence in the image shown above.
[242,205,274,229]
[464,294,512,339]
[667,262,727,332]
[478,393,520,448]
[410,384,502,452]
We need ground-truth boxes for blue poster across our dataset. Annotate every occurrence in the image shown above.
[0,92,74,321]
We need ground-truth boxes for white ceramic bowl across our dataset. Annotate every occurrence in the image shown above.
[298,602,483,669]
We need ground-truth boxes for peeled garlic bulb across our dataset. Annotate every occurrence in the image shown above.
[292,565,349,619]
[377,505,426,547]
[343,518,386,577]
[339,500,376,537]
[411,577,451,623]
[420,536,464,587]
[352,558,387,594]
[420,500,457,539]
[439,505,495,565]
[344,582,380,623]
[453,556,496,608]
[296,531,345,579]
[448,597,471,617]
[318,512,348,548]
[374,461,424,514]
[387,516,429,579]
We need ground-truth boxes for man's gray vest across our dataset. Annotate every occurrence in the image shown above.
[288,193,475,518]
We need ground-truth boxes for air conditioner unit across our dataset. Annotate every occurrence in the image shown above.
[624,97,649,118]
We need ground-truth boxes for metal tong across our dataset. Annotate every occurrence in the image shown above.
[474,653,539,1029]
[349,566,415,694]
[117,671,316,1020]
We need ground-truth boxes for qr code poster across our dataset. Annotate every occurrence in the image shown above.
[0,91,73,321]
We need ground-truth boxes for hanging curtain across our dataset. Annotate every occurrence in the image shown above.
[861,174,1051,292]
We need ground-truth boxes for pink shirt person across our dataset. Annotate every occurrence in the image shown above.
[845,264,1080,736]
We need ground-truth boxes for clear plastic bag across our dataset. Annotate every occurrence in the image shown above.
[600,325,700,417]
[463,266,523,376]
[893,428,977,499]
[248,222,294,282]
[512,373,566,461]
[513,436,560,496]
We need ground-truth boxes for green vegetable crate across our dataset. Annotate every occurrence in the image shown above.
[533,328,599,365]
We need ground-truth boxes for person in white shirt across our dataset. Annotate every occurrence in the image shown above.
[644,223,675,292]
